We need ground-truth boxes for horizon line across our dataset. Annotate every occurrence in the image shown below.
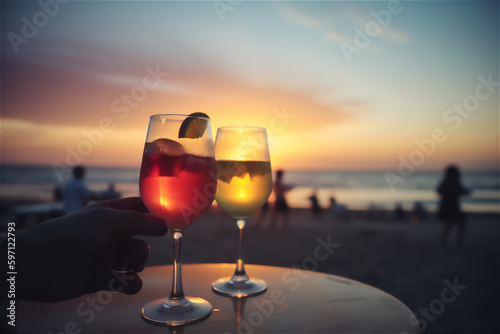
[1,162,498,174]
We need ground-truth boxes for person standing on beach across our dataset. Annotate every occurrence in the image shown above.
[436,165,470,248]
[269,170,292,230]
[62,166,95,215]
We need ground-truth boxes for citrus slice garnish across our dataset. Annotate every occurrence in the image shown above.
[178,112,210,139]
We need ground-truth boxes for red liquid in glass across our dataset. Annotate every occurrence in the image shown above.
[140,152,216,228]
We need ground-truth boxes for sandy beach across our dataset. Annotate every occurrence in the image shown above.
[2,201,498,333]
[140,206,500,334]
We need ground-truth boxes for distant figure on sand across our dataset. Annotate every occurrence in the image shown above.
[393,202,406,222]
[53,184,63,201]
[330,196,348,221]
[411,201,427,223]
[62,166,95,215]
[252,201,269,230]
[269,170,293,230]
[308,189,322,218]
[437,165,470,247]
[101,183,121,200]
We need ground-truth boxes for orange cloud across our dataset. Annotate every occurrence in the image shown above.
[1,58,359,168]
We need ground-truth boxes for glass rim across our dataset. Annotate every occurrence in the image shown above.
[217,126,266,132]
[149,114,210,121]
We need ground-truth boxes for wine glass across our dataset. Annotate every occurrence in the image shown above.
[139,114,216,326]
[211,127,272,297]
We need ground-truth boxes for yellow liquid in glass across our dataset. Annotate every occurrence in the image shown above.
[215,160,272,219]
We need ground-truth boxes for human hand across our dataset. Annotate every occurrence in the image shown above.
[16,197,167,302]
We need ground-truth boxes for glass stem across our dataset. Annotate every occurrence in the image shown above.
[169,229,185,300]
[232,220,249,281]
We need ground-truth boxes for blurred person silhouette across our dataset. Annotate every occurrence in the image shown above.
[252,201,269,231]
[436,165,470,248]
[329,197,337,213]
[269,170,292,230]
[308,189,322,218]
[0,197,167,303]
[393,202,406,222]
[62,165,95,214]
[53,184,62,201]
[329,196,348,221]
[367,203,378,221]
[101,182,121,200]
[411,201,427,223]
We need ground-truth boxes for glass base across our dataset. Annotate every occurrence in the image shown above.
[212,277,268,297]
[141,297,212,326]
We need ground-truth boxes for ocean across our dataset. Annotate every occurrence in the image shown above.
[1,165,498,214]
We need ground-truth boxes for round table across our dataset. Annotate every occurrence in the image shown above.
[16,264,419,333]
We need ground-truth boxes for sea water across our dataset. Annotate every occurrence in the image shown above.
[1,165,498,214]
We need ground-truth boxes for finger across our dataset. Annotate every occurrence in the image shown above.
[87,271,143,295]
[118,272,143,295]
[113,238,150,272]
[90,197,150,213]
[99,209,167,238]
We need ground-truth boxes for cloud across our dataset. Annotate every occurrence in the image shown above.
[3,39,360,131]
[276,3,351,44]
[379,28,409,43]
[276,2,322,29]
[277,4,409,45]
[1,54,360,165]
[342,8,409,43]
[324,30,352,44]
[87,71,195,97]
[1,1,369,168]
[0,117,145,166]
[6,41,196,99]
[1,118,82,150]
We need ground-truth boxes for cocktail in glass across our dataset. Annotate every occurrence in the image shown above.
[211,127,272,297]
[139,114,216,326]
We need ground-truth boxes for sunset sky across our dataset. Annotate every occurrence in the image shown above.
[1,1,498,171]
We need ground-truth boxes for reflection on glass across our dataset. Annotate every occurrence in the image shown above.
[232,297,247,332]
